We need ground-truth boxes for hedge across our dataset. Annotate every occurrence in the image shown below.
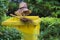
[0,26,22,40]
[40,17,60,40]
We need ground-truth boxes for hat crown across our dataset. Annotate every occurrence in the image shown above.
[19,2,27,8]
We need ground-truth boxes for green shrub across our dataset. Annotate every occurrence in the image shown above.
[24,0,60,17]
[40,17,60,40]
[0,26,22,40]
[0,0,9,24]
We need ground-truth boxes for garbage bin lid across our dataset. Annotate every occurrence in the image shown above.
[2,16,40,26]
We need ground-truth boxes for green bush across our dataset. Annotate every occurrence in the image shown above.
[24,0,60,17]
[40,17,60,40]
[0,26,22,40]
[1,0,60,17]
[0,0,22,40]
[0,0,9,24]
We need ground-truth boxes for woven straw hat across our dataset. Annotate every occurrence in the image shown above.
[19,2,31,15]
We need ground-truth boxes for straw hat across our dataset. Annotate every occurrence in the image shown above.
[19,2,31,16]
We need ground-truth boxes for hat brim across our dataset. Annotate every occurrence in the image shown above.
[23,8,31,13]
[22,9,32,16]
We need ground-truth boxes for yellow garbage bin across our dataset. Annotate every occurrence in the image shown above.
[2,16,40,40]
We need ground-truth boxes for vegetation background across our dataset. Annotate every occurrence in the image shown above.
[0,0,60,40]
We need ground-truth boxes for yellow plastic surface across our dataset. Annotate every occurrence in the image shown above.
[2,16,40,40]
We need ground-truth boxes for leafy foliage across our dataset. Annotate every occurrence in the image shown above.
[40,17,60,40]
[0,0,22,40]
[24,0,60,17]
[0,0,9,24]
[0,26,22,40]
